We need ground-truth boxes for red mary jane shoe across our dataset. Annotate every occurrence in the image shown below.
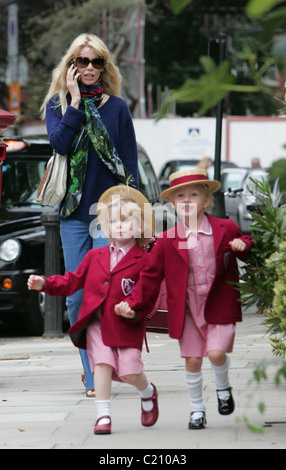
[141,383,159,427]
[94,416,111,435]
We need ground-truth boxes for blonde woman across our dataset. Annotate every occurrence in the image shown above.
[41,33,138,397]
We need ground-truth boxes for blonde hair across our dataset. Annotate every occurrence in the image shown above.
[40,33,122,119]
[102,196,145,246]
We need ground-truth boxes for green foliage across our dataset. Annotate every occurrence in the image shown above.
[160,0,286,118]
[275,360,286,385]
[246,0,285,18]
[265,241,286,352]
[231,167,286,427]
[156,55,269,118]
[156,46,276,118]
[253,361,268,383]
[243,417,264,434]
[268,159,286,192]
[237,177,286,357]
[170,0,192,15]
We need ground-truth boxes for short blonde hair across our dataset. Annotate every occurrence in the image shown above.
[40,33,122,119]
[103,196,145,246]
[98,185,155,246]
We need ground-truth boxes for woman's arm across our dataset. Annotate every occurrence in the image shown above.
[45,98,85,156]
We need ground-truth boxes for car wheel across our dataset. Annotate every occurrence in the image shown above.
[24,290,45,336]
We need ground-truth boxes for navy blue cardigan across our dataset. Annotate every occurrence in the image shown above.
[45,94,138,221]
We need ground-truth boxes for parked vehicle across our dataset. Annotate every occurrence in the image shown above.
[0,137,170,335]
[158,159,237,192]
[222,167,269,233]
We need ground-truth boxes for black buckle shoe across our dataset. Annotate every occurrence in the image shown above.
[188,411,206,430]
[216,387,235,415]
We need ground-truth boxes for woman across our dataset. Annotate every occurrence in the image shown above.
[40,33,138,397]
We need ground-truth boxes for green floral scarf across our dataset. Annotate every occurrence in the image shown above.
[60,81,136,218]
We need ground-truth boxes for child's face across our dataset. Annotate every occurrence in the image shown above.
[109,208,141,246]
[171,184,212,227]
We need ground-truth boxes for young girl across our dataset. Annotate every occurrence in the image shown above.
[27,185,158,435]
[115,169,254,430]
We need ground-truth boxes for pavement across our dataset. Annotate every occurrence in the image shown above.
[0,307,286,451]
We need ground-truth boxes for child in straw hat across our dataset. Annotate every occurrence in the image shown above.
[115,169,254,430]
[27,185,159,435]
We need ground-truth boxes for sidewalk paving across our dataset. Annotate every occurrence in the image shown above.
[0,307,285,450]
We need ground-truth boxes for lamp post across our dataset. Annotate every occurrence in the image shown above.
[0,109,16,206]
[208,34,228,218]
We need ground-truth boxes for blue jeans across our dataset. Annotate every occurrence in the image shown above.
[60,219,109,391]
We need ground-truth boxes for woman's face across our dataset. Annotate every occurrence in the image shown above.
[76,46,104,86]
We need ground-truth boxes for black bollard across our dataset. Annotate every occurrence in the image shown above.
[41,212,63,337]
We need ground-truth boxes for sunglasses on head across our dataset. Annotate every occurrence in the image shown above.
[72,56,105,70]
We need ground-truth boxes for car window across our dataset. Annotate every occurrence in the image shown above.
[159,163,175,181]
[2,158,46,207]
[177,163,199,172]
[159,160,201,181]
[138,149,159,202]
[221,170,247,192]
[243,171,268,196]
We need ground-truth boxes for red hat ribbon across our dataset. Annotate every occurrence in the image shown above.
[170,174,208,188]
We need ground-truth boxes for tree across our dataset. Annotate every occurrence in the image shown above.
[158,0,286,118]
[22,0,142,120]
[0,0,280,119]
[145,0,280,117]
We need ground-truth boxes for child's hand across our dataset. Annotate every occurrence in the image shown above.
[115,301,136,319]
[27,275,45,291]
[229,239,247,252]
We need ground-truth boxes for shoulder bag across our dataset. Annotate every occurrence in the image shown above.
[36,150,67,206]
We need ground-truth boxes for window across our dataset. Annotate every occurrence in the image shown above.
[138,149,159,202]
[2,158,46,207]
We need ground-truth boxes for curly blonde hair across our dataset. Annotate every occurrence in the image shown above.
[40,33,122,119]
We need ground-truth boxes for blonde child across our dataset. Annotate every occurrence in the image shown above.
[115,169,254,429]
[28,185,158,435]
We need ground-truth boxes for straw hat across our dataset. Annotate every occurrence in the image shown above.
[160,168,221,201]
[98,185,155,246]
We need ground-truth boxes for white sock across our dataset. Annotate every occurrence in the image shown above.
[95,399,111,425]
[184,370,206,413]
[211,356,231,398]
[139,381,154,412]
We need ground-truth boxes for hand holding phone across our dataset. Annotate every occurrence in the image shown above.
[67,61,81,107]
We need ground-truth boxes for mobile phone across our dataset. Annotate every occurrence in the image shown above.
[68,60,81,82]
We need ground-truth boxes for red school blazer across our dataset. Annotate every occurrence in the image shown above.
[127,214,254,340]
[42,244,153,350]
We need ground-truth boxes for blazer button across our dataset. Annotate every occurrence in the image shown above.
[104,281,109,286]
[101,293,105,298]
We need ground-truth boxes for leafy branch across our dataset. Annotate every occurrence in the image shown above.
[158,0,286,118]
[156,54,274,119]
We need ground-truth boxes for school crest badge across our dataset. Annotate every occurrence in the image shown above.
[121,278,135,296]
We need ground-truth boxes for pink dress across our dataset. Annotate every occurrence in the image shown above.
[179,215,236,358]
[86,241,144,378]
